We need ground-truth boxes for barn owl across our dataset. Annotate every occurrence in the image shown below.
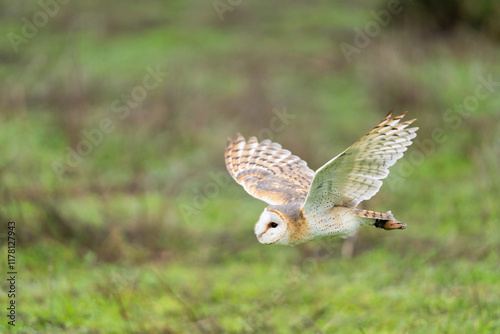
[225,111,418,245]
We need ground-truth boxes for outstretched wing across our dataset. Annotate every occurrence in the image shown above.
[225,133,315,205]
[303,111,418,214]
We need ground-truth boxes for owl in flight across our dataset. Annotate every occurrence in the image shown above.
[225,111,418,245]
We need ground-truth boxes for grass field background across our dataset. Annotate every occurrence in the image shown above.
[1,0,500,333]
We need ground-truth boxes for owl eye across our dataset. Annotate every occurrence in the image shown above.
[269,222,278,228]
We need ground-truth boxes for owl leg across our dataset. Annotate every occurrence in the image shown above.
[374,218,407,230]
[351,209,407,230]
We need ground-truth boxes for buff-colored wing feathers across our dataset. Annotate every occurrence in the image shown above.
[303,111,418,214]
[225,133,315,205]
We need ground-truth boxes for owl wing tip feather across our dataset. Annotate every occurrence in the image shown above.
[248,136,258,143]
[383,110,393,122]
[234,132,245,143]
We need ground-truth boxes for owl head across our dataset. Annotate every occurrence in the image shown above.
[254,207,288,244]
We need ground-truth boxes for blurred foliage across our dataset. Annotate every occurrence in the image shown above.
[396,0,500,40]
[0,0,499,333]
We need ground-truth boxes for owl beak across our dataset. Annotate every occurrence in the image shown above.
[257,226,271,240]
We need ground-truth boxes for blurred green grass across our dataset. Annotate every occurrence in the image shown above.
[1,0,500,333]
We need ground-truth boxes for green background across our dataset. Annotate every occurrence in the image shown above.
[0,0,499,333]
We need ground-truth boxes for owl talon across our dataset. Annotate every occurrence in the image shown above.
[375,219,407,230]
